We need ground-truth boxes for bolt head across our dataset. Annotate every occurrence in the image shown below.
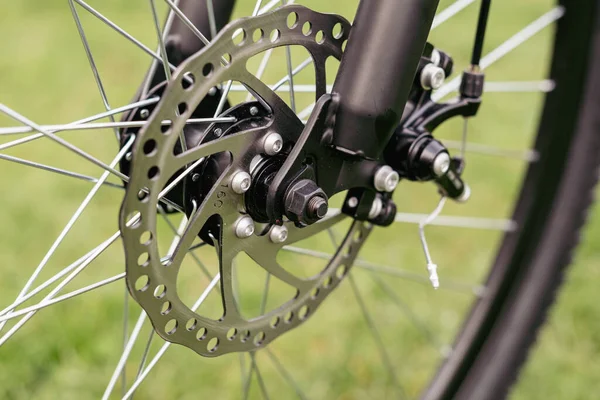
[231,171,252,194]
[208,86,218,96]
[250,106,259,116]
[420,64,446,90]
[374,166,399,192]
[140,109,150,119]
[191,173,201,182]
[347,196,358,208]
[263,132,283,155]
[368,197,383,219]
[234,216,255,238]
[269,225,288,243]
[432,152,451,177]
[214,128,223,137]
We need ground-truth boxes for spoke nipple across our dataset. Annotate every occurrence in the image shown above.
[432,152,451,177]
[373,165,399,192]
[250,106,259,116]
[427,263,439,289]
[140,109,150,119]
[214,128,223,137]
[269,225,289,243]
[262,132,283,155]
[421,64,446,90]
[125,152,132,161]
[231,171,252,194]
[208,86,218,96]
[191,173,201,182]
[234,215,255,239]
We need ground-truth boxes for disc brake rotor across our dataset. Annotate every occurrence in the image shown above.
[120,5,372,357]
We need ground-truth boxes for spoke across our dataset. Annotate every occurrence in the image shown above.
[103,311,148,400]
[0,271,125,326]
[121,274,220,400]
[0,153,124,189]
[0,117,235,136]
[281,1,296,112]
[0,104,128,181]
[347,273,404,397]
[0,241,109,317]
[252,354,271,400]
[442,139,539,162]
[74,0,179,73]
[265,348,307,400]
[371,274,450,355]
[281,245,484,295]
[68,0,119,141]
[163,0,210,46]
[130,330,155,400]
[271,57,313,92]
[0,136,133,334]
[246,49,274,101]
[433,6,565,101]
[149,0,188,152]
[234,83,328,93]
[121,287,129,396]
[431,0,477,30]
[214,80,233,117]
[206,0,218,39]
[396,212,516,231]
[0,97,158,150]
[258,0,282,15]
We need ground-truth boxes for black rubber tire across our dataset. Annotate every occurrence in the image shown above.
[424,1,600,399]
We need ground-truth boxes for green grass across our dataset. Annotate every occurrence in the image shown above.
[1,0,599,399]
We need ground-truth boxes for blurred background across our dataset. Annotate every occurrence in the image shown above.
[0,0,599,399]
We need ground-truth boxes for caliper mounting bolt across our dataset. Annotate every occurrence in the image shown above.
[373,165,400,192]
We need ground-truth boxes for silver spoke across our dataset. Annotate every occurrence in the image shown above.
[233,83,330,93]
[371,273,449,355]
[0,153,124,189]
[103,311,148,400]
[206,0,218,39]
[348,273,403,396]
[0,103,128,181]
[271,57,313,91]
[0,271,125,325]
[433,6,565,101]
[68,0,120,141]
[431,0,477,30]
[121,275,220,400]
[74,0,179,73]
[442,139,539,162]
[0,117,235,136]
[0,136,133,333]
[252,354,271,400]
[265,348,307,400]
[0,231,120,345]
[395,212,517,231]
[163,0,211,46]
[282,245,484,295]
[0,97,158,141]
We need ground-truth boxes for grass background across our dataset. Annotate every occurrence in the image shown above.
[0,0,599,399]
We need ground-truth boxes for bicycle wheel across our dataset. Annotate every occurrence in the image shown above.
[0,1,598,399]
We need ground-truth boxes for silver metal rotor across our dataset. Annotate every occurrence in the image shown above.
[119,5,372,357]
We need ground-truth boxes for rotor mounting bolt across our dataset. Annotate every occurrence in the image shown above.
[234,215,255,238]
[250,106,259,116]
[373,166,399,192]
[269,225,289,243]
[420,63,446,90]
[432,152,451,177]
[262,132,283,155]
[230,171,252,194]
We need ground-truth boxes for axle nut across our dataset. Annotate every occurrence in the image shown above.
[284,179,328,226]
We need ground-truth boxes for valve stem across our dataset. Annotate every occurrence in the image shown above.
[419,196,447,289]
